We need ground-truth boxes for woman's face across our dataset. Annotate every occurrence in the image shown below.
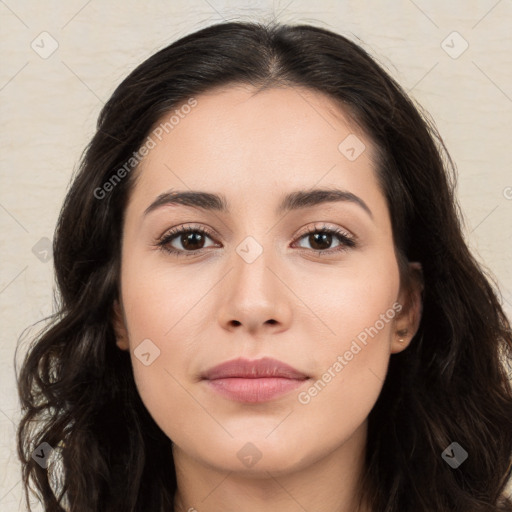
[114,85,419,475]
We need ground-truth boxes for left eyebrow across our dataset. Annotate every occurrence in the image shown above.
[143,187,373,219]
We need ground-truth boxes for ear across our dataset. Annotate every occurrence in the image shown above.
[112,299,130,351]
[391,261,424,354]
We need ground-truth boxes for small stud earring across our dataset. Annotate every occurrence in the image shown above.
[397,328,408,344]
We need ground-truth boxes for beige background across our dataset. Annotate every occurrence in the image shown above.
[1,1,511,509]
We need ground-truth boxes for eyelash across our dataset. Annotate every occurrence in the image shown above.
[155,223,357,258]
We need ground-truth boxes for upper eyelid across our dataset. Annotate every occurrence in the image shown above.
[299,223,354,237]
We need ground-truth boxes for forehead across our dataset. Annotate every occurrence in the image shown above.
[127,85,385,218]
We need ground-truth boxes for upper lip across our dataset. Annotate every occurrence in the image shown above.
[202,357,308,380]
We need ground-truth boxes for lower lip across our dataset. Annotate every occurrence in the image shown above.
[205,377,307,403]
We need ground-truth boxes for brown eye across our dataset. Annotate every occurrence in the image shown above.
[304,231,334,251]
[157,226,218,257]
[294,225,356,255]
[177,231,207,251]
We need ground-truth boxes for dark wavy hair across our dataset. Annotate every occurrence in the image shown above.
[16,20,512,512]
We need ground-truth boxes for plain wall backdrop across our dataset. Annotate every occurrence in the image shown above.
[1,1,511,510]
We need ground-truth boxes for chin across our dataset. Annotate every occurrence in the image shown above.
[190,434,317,476]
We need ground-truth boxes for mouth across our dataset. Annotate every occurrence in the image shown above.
[201,357,310,403]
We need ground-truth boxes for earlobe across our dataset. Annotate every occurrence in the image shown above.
[392,261,424,353]
[112,299,130,351]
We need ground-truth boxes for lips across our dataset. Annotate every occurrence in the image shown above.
[202,357,308,380]
[202,357,309,403]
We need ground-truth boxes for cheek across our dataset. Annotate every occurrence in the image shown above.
[297,327,392,414]
[291,253,399,425]
[116,260,188,425]
[291,248,401,357]
[126,326,197,445]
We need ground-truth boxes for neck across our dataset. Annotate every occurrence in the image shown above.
[172,421,371,512]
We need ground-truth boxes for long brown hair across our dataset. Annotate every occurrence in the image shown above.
[16,20,512,511]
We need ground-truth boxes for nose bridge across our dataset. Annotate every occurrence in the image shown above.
[231,232,277,301]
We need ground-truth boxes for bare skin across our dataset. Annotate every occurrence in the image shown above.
[113,84,423,512]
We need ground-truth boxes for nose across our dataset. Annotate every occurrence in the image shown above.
[216,242,292,336]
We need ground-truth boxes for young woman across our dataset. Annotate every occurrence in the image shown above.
[16,20,512,512]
